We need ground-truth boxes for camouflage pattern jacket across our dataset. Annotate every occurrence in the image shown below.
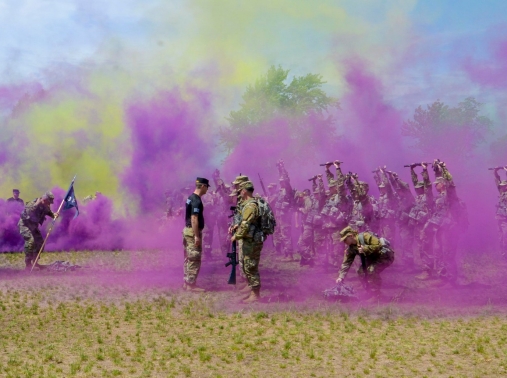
[338,232,383,280]
[234,198,262,243]
[19,198,55,228]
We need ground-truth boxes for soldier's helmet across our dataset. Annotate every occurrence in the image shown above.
[339,226,357,242]
[43,191,55,204]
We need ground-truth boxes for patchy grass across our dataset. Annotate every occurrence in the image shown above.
[0,251,506,377]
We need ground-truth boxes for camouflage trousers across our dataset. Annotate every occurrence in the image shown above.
[397,222,413,264]
[237,239,246,279]
[328,229,343,267]
[241,240,263,288]
[273,218,292,257]
[182,227,202,284]
[358,250,395,294]
[420,223,457,279]
[498,220,507,256]
[19,223,43,262]
[299,224,327,263]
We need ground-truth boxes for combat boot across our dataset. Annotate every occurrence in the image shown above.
[238,284,251,294]
[182,282,206,292]
[242,287,260,304]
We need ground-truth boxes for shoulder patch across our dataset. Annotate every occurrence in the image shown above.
[186,199,191,204]
[193,208,200,213]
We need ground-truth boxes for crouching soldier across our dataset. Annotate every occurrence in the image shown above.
[335,226,394,299]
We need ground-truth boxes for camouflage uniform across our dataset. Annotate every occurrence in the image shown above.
[347,177,376,233]
[183,227,202,284]
[202,192,218,258]
[272,165,294,258]
[494,170,507,256]
[230,176,250,280]
[299,177,326,266]
[234,197,264,289]
[338,228,394,296]
[420,175,454,278]
[407,167,432,266]
[322,166,352,267]
[374,170,397,241]
[18,197,56,267]
[387,173,415,264]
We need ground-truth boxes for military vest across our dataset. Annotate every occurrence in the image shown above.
[496,193,507,219]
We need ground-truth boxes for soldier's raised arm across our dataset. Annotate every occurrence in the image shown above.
[421,162,434,201]
[494,167,503,192]
[324,162,335,185]
[410,165,419,187]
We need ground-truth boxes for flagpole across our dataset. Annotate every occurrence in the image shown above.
[31,175,77,273]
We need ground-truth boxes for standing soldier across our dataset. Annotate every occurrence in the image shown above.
[229,175,250,289]
[18,191,60,270]
[336,226,394,300]
[407,163,432,269]
[201,190,218,260]
[7,189,24,205]
[386,171,415,266]
[322,161,352,267]
[273,160,294,261]
[494,167,507,257]
[231,181,265,303]
[182,177,209,292]
[347,174,376,233]
[374,167,397,241]
[211,169,234,256]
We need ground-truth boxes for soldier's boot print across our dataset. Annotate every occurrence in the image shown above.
[182,282,206,293]
[242,287,260,304]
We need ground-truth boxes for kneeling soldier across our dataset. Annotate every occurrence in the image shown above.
[231,181,264,303]
[335,226,394,299]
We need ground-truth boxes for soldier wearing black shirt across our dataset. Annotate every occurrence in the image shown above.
[182,177,209,292]
[7,189,24,205]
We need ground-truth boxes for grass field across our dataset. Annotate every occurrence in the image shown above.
[0,250,506,377]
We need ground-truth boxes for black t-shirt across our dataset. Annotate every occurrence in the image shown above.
[185,193,204,229]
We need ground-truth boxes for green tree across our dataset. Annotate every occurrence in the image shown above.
[401,97,492,157]
[220,65,339,154]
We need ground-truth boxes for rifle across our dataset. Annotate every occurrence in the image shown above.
[488,166,506,170]
[319,161,343,166]
[258,173,268,197]
[226,240,238,285]
[225,206,238,285]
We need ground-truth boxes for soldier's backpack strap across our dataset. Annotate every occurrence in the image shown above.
[358,232,365,246]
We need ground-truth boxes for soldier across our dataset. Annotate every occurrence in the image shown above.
[419,166,454,280]
[386,171,415,266]
[272,160,294,261]
[407,163,432,269]
[7,189,24,205]
[346,173,376,233]
[494,167,507,257]
[18,191,60,270]
[211,169,234,255]
[83,191,102,204]
[336,226,394,299]
[229,175,251,288]
[201,190,218,259]
[322,161,352,267]
[299,175,326,266]
[231,181,265,303]
[374,167,397,241]
[182,177,209,292]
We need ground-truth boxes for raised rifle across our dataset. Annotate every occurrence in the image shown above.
[258,173,268,197]
[319,161,343,166]
[225,205,238,285]
[488,166,507,170]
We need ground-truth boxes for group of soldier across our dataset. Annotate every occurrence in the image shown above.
[177,158,476,302]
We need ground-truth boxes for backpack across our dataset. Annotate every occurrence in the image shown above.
[256,197,277,235]
[358,232,392,254]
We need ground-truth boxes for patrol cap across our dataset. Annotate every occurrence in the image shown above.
[232,175,249,185]
[339,226,357,242]
[43,191,55,204]
[229,180,254,196]
[196,177,210,187]
[13,189,20,193]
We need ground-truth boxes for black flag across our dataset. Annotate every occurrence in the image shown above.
[63,178,79,218]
